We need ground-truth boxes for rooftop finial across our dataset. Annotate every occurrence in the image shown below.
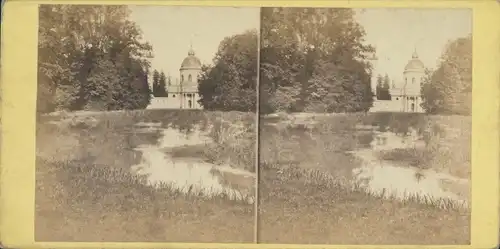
[188,35,195,56]
[412,45,418,59]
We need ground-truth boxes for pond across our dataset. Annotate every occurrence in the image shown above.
[349,128,469,208]
[260,115,470,208]
[130,122,256,204]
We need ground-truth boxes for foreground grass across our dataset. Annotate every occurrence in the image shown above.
[258,112,471,244]
[36,158,254,242]
[258,164,470,244]
[36,110,471,243]
[35,110,256,242]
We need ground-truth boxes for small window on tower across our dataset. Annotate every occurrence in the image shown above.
[188,74,192,82]
[181,75,184,82]
[173,94,176,98]
[412,77,415,84]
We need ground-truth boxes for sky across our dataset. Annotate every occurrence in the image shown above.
[128,7,472,87]
[129,6,260,80]
[354,8,472,88]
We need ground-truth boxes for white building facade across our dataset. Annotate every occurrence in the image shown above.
[370,50,426,113]
[147,47,203,110]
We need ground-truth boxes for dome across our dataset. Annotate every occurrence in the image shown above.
[180,48,202,70]
[404,51,425,72]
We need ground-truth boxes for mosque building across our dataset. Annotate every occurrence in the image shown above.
[147,46,203,109]
[370,50,426,113]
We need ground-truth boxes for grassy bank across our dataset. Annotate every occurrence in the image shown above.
[263,112,471,178]
[258,112,471,244]
[35,110,256,242]
[36,109,472,243]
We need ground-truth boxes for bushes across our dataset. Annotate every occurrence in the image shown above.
[204,116,256,172]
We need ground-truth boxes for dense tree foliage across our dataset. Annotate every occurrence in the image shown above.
[421,34,472,115]
[198,29,258,112]
[152,69,160,96]
[158,71,168,97]
[152,69,167,97]
[37,5,153,113]
[259,8,375,114]
[376,74,391,100]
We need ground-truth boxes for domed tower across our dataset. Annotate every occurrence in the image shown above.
[179,46,202,109]
[403,50,425,95]
[180,47,202,88]
[402,49,425,112]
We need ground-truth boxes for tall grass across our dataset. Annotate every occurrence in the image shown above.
[37,110,258,203]
[36,157,254,242]
[36,109,257,242]
[260,112,471,209]
[204,112,256,172]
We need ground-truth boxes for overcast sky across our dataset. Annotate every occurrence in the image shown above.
[354,8,472,87]
[129,6,260,79]
[129,7,471,87]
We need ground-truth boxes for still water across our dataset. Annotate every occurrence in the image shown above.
[350,130,469,207]
[353,131,469,207]
[130,122,255,204]
[262,114,470,208]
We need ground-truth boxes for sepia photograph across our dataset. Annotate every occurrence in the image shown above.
[35,5,259,242]
[258,8,472,244]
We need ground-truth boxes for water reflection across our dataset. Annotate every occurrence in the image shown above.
[261,115,470,207]
[130,122,255,204]
[350,130,469,207]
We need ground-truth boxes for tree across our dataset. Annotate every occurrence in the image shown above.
[111,57,152,109]
[157,71,168,97]
[381,74,391,100]
[259,7,375,113]
[375,74,383,99]
[37,5,153,113]
[198,29,258,112]
[152,69,160,97]
[141,66,152,106]
[421,34,472,115]
[375,74,391,100]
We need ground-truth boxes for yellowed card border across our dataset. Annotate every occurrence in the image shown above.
[1,0,499,248]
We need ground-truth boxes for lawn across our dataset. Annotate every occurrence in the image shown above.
[35,109,256,242]
[257,112,471,244]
